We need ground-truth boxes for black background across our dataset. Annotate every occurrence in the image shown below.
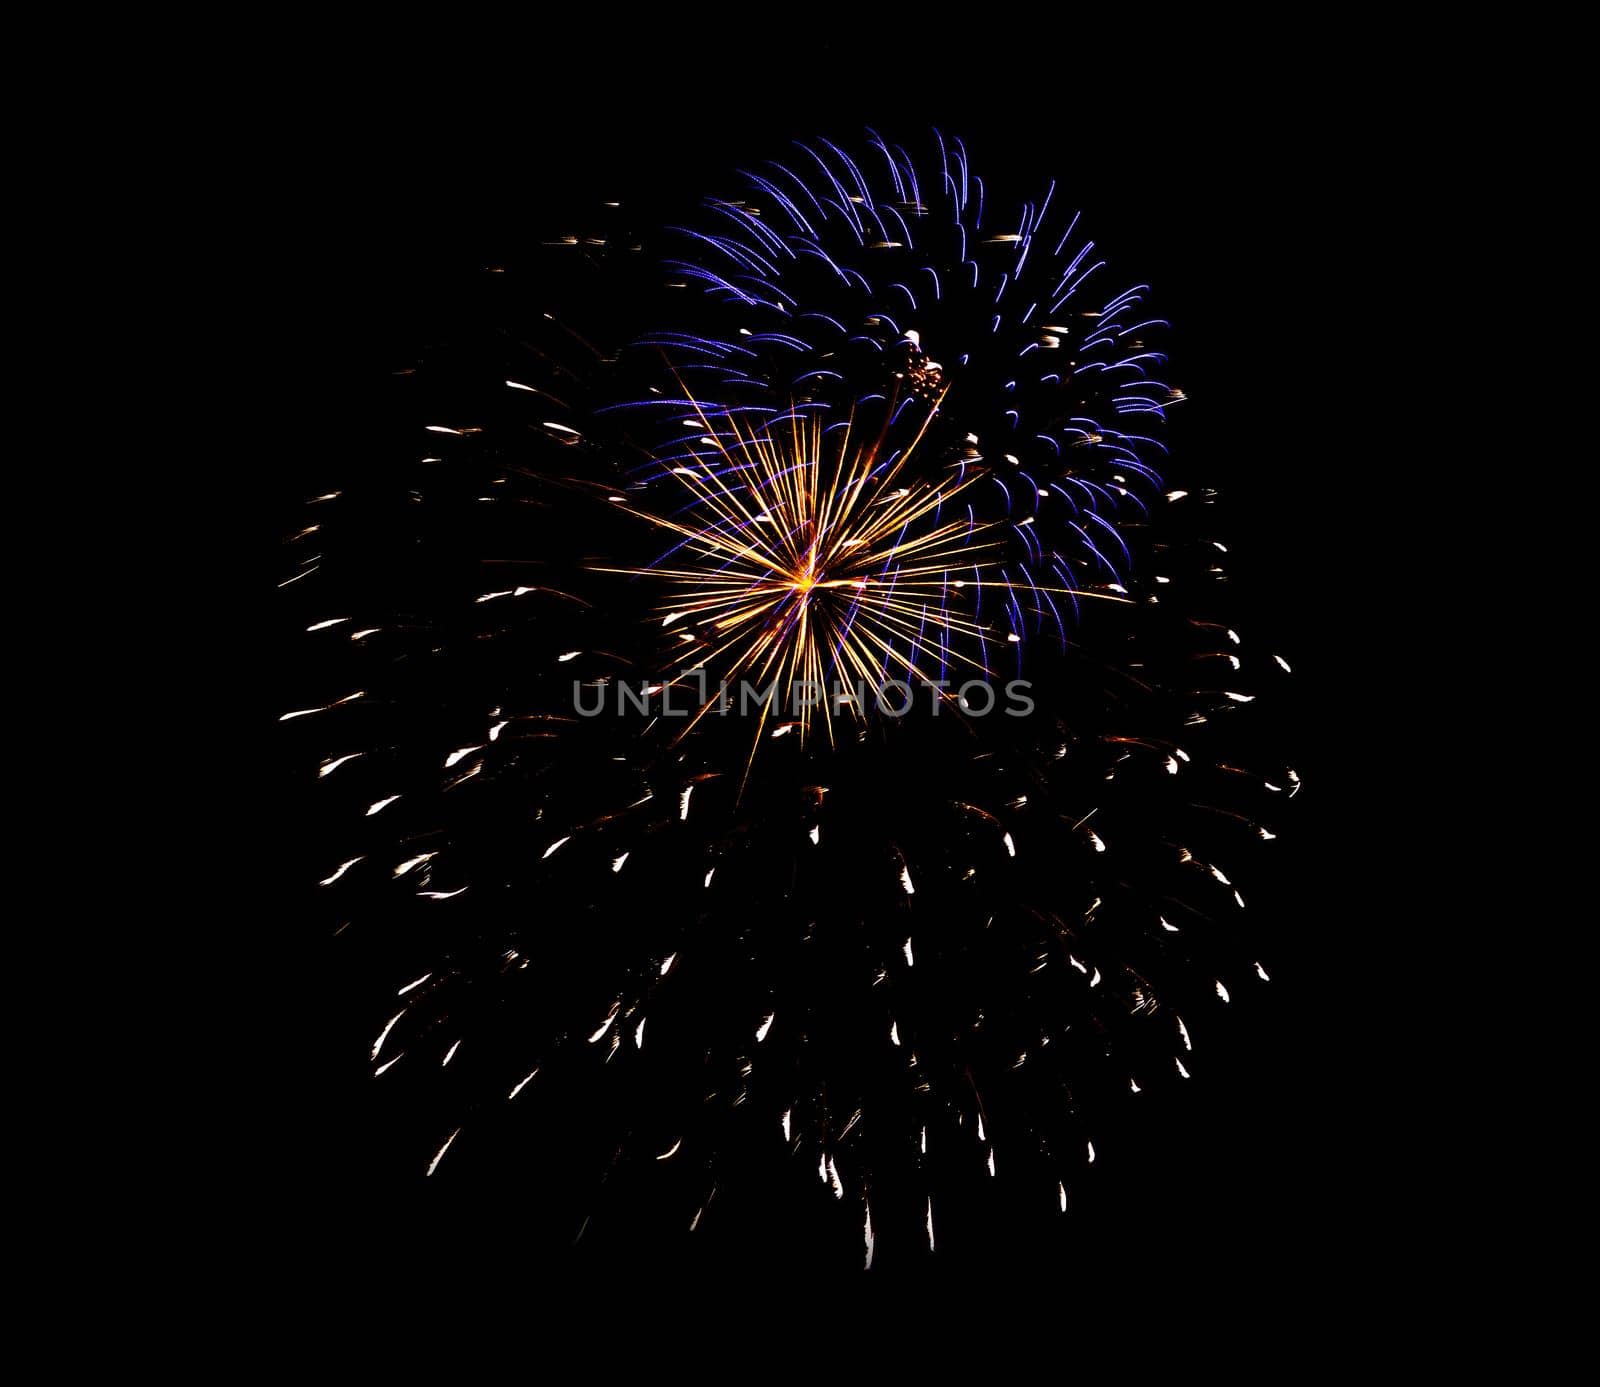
[256,38,1404,1299]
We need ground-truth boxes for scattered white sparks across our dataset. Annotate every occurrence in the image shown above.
[426,1128,460,1175]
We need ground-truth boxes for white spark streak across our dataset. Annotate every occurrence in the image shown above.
[828,1157,844,1199]
[306,617,349,632]
[488,720,509,741]
[557,651,580,663]
[319,857,363,886]
[634,1018,646,1048]
[426,1129,460,1175]
[1224,691,1255,702]
[1002,832,1016,857]
[926,1199,936,1251]
[393,852,437,877]
[371,1010,405,1060]
[442,1040,461,1067]
[781,1109,792,1142]
[756,1012,775,1043]
[418,888,467,900]
[1058,1182,1068,1211]
[444,745,482,768]
[809,825,820,844]
[542,835,571,859]
[660,953,676,976]
[611,852,629,873]
[890,1021,901,1046]
[1275,654,1292,672]
[864,1205,875,1270]
[1255,961,1271,981]
[900,865,915,895]
[679,785,693,820]
[1176,1058,1191,1078]
[1177,1018,1192,1051]
[703,867,715,888]
[656,1139,683,1161]
[587,1003,619,1043]
[365,796,400,816]
[398,972,432,996]
[508,1068,538,1100]
[318,753,363,778]
[1088,831,1105,852]
[903,937,914,967]
[977,1115,986,1141]
[987,1149,996,1177]
[1087,1141,1096,1163]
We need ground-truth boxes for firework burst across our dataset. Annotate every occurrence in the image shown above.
[281,131,1297,1262]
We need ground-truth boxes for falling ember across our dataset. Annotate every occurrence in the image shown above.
[371,1009,404,1061]
[319,857,362,886]
[426,1128,460,1176]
